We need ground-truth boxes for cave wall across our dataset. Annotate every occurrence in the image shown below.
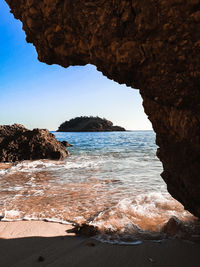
[5,0,200,217]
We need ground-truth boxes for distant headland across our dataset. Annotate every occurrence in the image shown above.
[57,116,126,132]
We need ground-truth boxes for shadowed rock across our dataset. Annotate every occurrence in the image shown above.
[162,216,200,241]
[60,141,73,147]
[67,224,100,237]
[0,124,68,162]
[162,217,184,237]
[0,124,25,143]
[4,0,200,217]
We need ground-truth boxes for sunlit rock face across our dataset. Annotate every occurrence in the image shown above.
[0,124,68,162]
[5,0,200,217]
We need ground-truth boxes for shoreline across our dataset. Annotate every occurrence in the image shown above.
[0,221,200,267]
[0,220,74,239]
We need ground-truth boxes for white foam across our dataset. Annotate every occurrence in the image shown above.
[0,169,7,175]
[94,236,142,245]
[33,190,44,196]
[2,210,21,221]
[0,157,105,177]
[20,216,73,225]
[0,160,63,174]
[116,192,185,219]
[63,156,105,170]
[90,191,192,234]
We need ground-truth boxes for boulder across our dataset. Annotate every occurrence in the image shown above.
[60,141,73,147]
[162,217,183,237]
[0,124,68,162]
[67,224,99,237]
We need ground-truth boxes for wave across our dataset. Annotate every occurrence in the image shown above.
[0,189,196,244]
[0,132,198,244]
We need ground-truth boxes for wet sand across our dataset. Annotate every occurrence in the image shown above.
[0,221,200,267]
[0,163,12,170]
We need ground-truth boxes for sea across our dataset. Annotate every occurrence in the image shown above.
[0,131,196,244]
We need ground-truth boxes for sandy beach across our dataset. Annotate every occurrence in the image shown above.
[0,221,199,267]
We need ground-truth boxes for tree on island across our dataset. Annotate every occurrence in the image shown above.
[57,116,126,132]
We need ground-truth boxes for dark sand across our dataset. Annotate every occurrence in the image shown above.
[0,221,199,267]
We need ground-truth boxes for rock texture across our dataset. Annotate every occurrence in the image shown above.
[60,141,73,147]
[57,116,125,132]
[4,0,200,217]
[0,124,68,162]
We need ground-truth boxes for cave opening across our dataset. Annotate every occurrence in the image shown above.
[1,0,199,243]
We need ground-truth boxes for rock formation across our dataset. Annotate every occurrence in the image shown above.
[57,116,125,132]
[0,124,25,143]
[4,0,200,217]
[60,141,73,147]
[67,223,99,237]
[0,124,68,162]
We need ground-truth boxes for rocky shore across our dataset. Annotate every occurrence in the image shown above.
[6,0,200,218]
[57,116,126,132]
[0,124,68,162]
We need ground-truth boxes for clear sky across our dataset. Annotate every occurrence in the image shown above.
[0,1,152,131]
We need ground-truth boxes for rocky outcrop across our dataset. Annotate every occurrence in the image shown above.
[60,141,73,147]
[57,116,125,132]
[0,124,68,162]
[4,1,200,217]
[0,124,25,143]
[67,224,99,237]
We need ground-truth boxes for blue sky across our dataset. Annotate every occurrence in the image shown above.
[0,1,152,131]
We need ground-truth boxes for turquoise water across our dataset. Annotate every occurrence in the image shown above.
[55,131,164,193]
[0,131,193,242]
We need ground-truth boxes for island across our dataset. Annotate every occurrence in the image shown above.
[57,116,126,132]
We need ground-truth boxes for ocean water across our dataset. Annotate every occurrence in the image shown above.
[0,131,195,243]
